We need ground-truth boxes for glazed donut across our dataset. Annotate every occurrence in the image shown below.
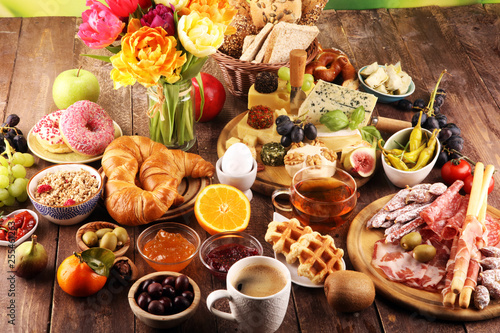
[305,46,357,86]
[32,110,72,153]
[102,136,215,226]
[59,100,115,156]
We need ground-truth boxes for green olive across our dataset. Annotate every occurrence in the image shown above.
[112,227,129,245]
[95,228,114,239]
[82,231,98,247]
[100,232,118,252]
[400,232,422,251]
[413,244,436,263]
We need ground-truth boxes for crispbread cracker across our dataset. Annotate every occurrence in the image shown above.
[263,22,319,63]
[240,22,274,62]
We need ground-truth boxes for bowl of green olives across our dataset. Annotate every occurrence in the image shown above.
[76,221,130,257]
[128,271,200,329]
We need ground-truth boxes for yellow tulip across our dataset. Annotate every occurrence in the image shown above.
[177,11,225,58]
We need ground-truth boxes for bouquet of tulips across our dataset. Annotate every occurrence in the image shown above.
[78,0,236,149]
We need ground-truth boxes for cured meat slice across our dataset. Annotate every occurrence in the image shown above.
[441,195,469,240]
[384,188,411,212]
[386,202,428,221]
[394,203,431,224]
[366,209,389,228]
[485,214,500,246]
[442,236,459,307]
[384,218,425,244]
[372,236,450,292]
[420,180,464,225]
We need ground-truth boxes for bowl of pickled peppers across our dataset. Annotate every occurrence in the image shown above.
[381,124,441,188]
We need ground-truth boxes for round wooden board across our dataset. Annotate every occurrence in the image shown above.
[217,112,375,196]
[346,195,500,321]
[99,168,212,222]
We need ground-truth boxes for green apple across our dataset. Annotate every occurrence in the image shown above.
[52,68,100,109]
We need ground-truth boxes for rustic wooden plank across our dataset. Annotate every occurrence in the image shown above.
[0,16,77,333]
[441,4,500,108]
[0,18,21,117]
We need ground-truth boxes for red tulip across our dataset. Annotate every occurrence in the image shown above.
[106,0,140,18]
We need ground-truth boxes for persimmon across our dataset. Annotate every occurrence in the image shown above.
[57,249,114,297]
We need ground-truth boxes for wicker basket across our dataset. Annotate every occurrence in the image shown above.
[212,39,320,98]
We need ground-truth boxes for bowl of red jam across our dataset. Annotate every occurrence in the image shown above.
[199,231,263,280]
[137,222,201,272]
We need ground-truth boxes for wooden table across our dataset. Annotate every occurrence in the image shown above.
[1,4,500,332]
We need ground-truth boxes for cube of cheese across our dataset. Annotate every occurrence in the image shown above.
[242,134,258,147]
[225,137,241,149]
[248,79,290,113]
[236,114,281,145]
[298,80,377,125]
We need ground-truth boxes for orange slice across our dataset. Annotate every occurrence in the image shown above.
[194,184,251,235]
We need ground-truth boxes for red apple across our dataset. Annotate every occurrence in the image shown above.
[192,72,226,122]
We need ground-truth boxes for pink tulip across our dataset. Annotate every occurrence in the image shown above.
[78,0,125,49]
[106,0,139,18]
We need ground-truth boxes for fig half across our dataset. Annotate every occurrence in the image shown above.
[343,147,376,177]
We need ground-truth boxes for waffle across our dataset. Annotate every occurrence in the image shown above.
[265,218,313,263]
[288,232,344,284]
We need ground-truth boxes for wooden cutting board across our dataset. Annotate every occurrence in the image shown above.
[347,195,500,321]
[216,112,376,196]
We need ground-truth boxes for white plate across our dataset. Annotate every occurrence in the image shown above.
[272,212,346,288]
[27,121,122,164]
[0,209,39,247]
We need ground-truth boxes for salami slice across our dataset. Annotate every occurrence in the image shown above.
[485,214,500,246]
[420,180,464,225]
[385,218,425,244]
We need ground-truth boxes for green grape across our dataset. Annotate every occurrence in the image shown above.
[2,195,15,206]
[11,164,26,179]
[0,175,9,189]
[0,155,7,168]
[16,191,28,203]
[8,183,23,198]
[14,177,27,188]
[301,80,312,91]
[0,166,8,177]
[12,152,25,166]
[303,73,314,83]
[0,202,4,208]
[22,153,35,167]
[286,82,291,93]
[0,188,9,201]
[278,67,290,81]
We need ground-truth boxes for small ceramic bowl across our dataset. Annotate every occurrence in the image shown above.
[199,231,263,280]
[137,222,200,272]
[76,221,130,257]
[27,164,102,225]
[358,66,415,103]
[382,127,440,188]
[0,209,39,247]
[128,271,200,329]
[216,157,257,201]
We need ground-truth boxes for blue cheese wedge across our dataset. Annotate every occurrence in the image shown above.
[297,80,378,125]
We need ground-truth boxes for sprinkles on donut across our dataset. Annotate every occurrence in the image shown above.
[59,100,115,156]
[33,110,73,154]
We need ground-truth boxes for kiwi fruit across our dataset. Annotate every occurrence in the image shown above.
[324,270,375,313]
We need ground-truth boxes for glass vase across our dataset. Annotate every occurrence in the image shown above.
[147,80,196,151]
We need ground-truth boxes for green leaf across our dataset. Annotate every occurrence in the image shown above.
[348,106,365,130]
[360,126,384,148]
[181,56,208,82]
[81,54,112,63]
[80,248,115,278]
[105,45,121,54]
[194,72,205,122]
[320,110,349,131]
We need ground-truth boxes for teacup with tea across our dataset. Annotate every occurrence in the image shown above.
[272,165,357,232]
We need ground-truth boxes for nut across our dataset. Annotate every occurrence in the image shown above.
[310,139,325,147]
[284,152,305,165]
[111,256,139,283]
[290,141,305,150]
[306,154,322,167]
[321,149,337,162]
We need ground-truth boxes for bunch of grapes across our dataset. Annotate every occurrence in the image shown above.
[405,71,463,167]
[277,67,315,92]
[276,115,317,147]
[0,138,34,207]
[0,114,28,154]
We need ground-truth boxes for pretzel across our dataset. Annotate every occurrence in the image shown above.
[305,45,357,84]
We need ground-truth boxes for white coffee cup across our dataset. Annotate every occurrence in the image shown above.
[206,256,291,333]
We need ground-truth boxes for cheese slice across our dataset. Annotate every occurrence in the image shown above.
[236,114,281,145]
[248,79,290,113]
[315,125,364,153]
[297,80,378,125]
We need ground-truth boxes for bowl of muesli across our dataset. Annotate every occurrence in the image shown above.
[27,164,103,225]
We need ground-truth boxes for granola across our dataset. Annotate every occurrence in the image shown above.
[34,169,99,206]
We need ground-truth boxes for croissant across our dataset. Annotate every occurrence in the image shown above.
[101,136,215,226]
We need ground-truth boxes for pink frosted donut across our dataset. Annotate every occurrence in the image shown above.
[33,110,72,153]
[59,100,115,156]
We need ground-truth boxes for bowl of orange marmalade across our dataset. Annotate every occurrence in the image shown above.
[137,222,201,272]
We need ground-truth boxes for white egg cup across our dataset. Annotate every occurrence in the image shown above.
[216,157,257,201]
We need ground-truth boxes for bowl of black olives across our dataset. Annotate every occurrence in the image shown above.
[128,271,200,329]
